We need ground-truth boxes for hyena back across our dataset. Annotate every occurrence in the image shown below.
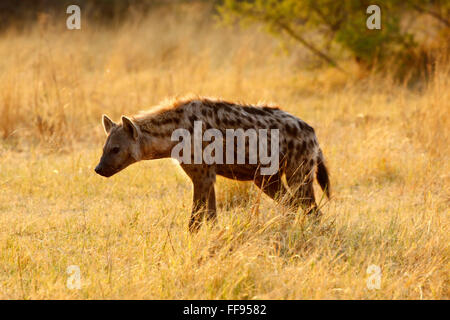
[95,97,330,232]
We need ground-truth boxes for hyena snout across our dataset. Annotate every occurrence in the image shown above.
[94,162,114,178]
[95,153,136,177]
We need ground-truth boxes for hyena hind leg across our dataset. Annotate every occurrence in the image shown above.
[255,171,322,218]
[254,173,289,203]
[289,181,321,216]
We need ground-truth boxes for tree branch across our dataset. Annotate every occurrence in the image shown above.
[275,20,346,73]
[406,1,450,28]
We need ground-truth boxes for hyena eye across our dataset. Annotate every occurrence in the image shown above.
[111,147,120,154]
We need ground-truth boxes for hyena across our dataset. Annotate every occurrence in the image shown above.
[95,97,330,232]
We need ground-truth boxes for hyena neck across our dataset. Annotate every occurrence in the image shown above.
[138,131,175,160]
[135,111,187,161]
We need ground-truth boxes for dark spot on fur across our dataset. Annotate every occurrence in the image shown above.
[216,102,233,113]
[297,141,306,156]
[288,140,294,150]
[189,115,198,123]
[286,124,298,136]
[269,124,278,130]
[232,110,241,116]
[242,106,268,117]
[304,123,315,133]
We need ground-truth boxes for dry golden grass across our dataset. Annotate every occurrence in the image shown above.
[0,5,448,299]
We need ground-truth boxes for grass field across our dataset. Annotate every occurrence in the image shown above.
[0,5,448,299]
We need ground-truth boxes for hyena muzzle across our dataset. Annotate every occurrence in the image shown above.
[95,97,330,232]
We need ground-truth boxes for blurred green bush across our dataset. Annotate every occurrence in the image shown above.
[218,0,449,78]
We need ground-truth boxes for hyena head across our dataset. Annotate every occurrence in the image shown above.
[95,115,142,178]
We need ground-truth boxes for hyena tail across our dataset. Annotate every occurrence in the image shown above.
[316,150,331,199]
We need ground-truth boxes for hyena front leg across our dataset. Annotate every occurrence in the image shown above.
[207,184,217,223]
[181,164,217,233]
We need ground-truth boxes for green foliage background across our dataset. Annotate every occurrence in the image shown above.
[219,0,449,77]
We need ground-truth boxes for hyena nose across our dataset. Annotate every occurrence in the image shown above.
[94,165,102,175]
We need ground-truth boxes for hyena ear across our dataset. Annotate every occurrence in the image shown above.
[102,114,116,135]
[122,116,139,140]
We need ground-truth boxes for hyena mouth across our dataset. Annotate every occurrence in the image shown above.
[99,164,126,177]
[94,166,115,178]
[94,162,121,177]
[95,155,135,178]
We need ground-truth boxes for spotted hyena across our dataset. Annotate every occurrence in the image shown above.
[95,96,330,232]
